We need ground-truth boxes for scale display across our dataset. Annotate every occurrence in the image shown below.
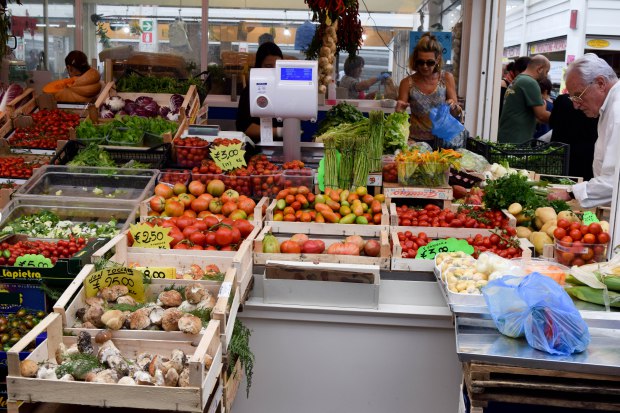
[280,67,313,81]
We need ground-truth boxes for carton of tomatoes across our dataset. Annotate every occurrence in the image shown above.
[553,221,609,267]
[173,136,210,168]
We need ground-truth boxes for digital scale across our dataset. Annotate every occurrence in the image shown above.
[249,60,318,162]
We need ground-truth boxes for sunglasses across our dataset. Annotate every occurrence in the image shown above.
[569,83,592,104]
[416,59,437,67]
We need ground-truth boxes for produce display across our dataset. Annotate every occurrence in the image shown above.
[0,156,48,178]
[395,148,461,187]
[159,169,191,186]
[271,186,384,225]
[567,256,620,307]
[76,116,178,145]
[100,94,185,121]
[173,136,210,168]
[0,210,119,239]
[116,74,207,102]
[394,204,511,229]
[10,109,80,149]
[0,84,24,114]
[262,233,381,257]
[66,144,150,170]
[1,308,46,351]
[0,237,88,265]
[19,331,213,385]
[553,221,609,267]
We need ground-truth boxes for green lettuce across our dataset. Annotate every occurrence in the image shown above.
[383,112,409,154]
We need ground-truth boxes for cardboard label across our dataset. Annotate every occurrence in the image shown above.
[134,266,176,279]
[210,143,246,171]
[14,254,53,268]
[582,211,600,225]
[383,186,452,199]
[130,223,173,249]
[0,282,46,313]
[367,173,383,187]
[415,238,474,260]
[218,281,232,298]
[84,267,145,301]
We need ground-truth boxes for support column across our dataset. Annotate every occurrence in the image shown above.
[202,0,209,70]
[519,2,528,56]
[565,0,588,65]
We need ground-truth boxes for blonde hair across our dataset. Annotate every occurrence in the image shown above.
[409,32,443,73]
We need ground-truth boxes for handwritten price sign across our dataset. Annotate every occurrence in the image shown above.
[210,143,246,171]
[14,254,53,268]
[84,267,145,301]
[134,266,176,279]
[582,211,600,226]
[415,238,474,260]
[130,223,173,249]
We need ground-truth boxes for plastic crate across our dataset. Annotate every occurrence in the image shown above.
[51,140,171,169]
[466,138,570,175]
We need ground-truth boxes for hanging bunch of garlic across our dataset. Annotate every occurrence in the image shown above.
[318,19,338,95]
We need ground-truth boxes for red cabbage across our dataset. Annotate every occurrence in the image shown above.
[142,100,160,117]
[0,84,23,112]
[159,106,171,117]
[135,96,154,106]
[169,94,184,112]
[124,101,137,115]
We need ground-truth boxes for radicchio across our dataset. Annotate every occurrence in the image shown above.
[100,108,114,119]
[0,84,24,112]
[105,96,125,112]
[124,100,137,115]
[159,106,171,117]
[169,94,184,112]
[135,96,154,106]
[141,101,160,117]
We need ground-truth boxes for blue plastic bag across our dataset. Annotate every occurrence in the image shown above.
[482,272,590,356]
[430,103,465,144]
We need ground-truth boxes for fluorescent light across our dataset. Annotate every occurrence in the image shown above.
[283,26,290,36]
[123,26,130,33]
[67,24,76,28]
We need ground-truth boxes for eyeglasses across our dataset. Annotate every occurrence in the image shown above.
[569,83,592,104]
[415,59,437,67]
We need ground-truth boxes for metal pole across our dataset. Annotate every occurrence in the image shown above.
[43,0,48,70]
[201,0,209,71]
[75,0,83,51]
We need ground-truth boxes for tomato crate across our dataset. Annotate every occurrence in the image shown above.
[0,113,12,141]
[6,312,222,413]
[93,81,200,126]
[52,140,172,170]
[0,140,50,181]
[90,228,257,304]
[53,263,240,352]
[157,168,191,186]
[254,224,390,270]
[388,199,516,236]
[466,137,570,175]
[390,227,533,272]
[0,235,110,286]
[4,89,36,120]
[191,173,253,198]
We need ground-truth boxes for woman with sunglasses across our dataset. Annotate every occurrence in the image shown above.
[396,32,461,146]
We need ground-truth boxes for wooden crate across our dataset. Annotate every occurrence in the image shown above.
[93,81,200,126]
[139,196,268,227]
[53,263,239,351]
[464,361,620,413]
[388,199,517,234]
[254,224,390,270]
[533,173,584,183]
[222,358,243,412]
[5,89,36,119]
[90,228,257,304]
[0,111,12,140]
[390,227,533,272]
[382,184,453,209]
[6,312,222,413]
[0,187,15,208]
[264,199,389,233]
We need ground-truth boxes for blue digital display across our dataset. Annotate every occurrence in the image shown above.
[280,67,312,81]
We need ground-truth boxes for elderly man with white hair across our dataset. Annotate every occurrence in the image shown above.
[550,53,620,208]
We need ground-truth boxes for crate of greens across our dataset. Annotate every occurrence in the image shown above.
[53,141,172,170]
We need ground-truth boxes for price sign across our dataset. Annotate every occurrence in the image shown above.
[130,223,173,249]
[415,238,474,260]
[582,211,600,225]
[218,281,232,298]
[134,266,177,279]
[210,143,246,171]
[84,267,145,301]
[14,254,53,268]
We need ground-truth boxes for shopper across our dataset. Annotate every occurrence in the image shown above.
[43,50,102,103]
[549,94,598,180]
[499,56,530,118]
[548,53,619,208]
[236,42,284,143]
[339,55,388,99]
[498,55,551,144]
[533,77,554,139]
[396,32,462,146]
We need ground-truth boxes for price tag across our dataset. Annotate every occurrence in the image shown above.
[218,281,233,298]
[582,211,600,225]
[415,238,474,260]
[134,266,177,279]
[130,223,173,249]
[14,254,53,268]
[210,143,246,171]
[84,267,145,301]
[367,173,383,187]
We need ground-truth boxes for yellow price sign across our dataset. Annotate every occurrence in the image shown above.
[134,266,177,279]
[130,223,173,249]
[84,267,145,301]
[210,143,246,171]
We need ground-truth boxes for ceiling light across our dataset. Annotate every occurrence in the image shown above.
[362,33,367,41]
[123,26,130,33]
[283,26,291,36]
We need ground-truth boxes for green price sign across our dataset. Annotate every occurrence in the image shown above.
[210,143,246,171]
[415,238,474,260]
[582,211,600,226]
[14,254,53,268]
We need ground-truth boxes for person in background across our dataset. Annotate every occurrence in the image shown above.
[533,77,554,139]
[548,53,619,208]
[498,55,551,144]
[339,55,388,99]
[499,56,530,118]
[235,42,284,143]
[43,50,101,103]
[549,93,598,180]
[396,32,461,146]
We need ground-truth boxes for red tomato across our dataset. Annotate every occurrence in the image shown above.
[553,227,567,240]
[588,223,602,235]
[598,232,611,244]
[569,229,582,241]
[582,233,596,244]
[280,240,302,254]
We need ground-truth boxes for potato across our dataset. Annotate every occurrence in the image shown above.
[516,226,532,239]
[535,207,557,224]
[508,203,523,215]
[557,210,580,223]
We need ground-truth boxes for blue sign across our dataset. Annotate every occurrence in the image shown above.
[281,67,313,81]
[409,31,452,64]
[0,282,46,314]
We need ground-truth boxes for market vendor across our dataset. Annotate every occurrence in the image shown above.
[339,55,389,99]
[42,50,102,103]
[548,54,619,208]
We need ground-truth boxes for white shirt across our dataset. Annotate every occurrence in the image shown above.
[572,80,620,208]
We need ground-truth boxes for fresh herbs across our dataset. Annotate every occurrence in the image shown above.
[228,319,254,398]
[68,144,116,169]
[482,173,548,211]
[188,308,212,327]
[55,353,103,379]
[315,102,365,137]
[116,74,207,103]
